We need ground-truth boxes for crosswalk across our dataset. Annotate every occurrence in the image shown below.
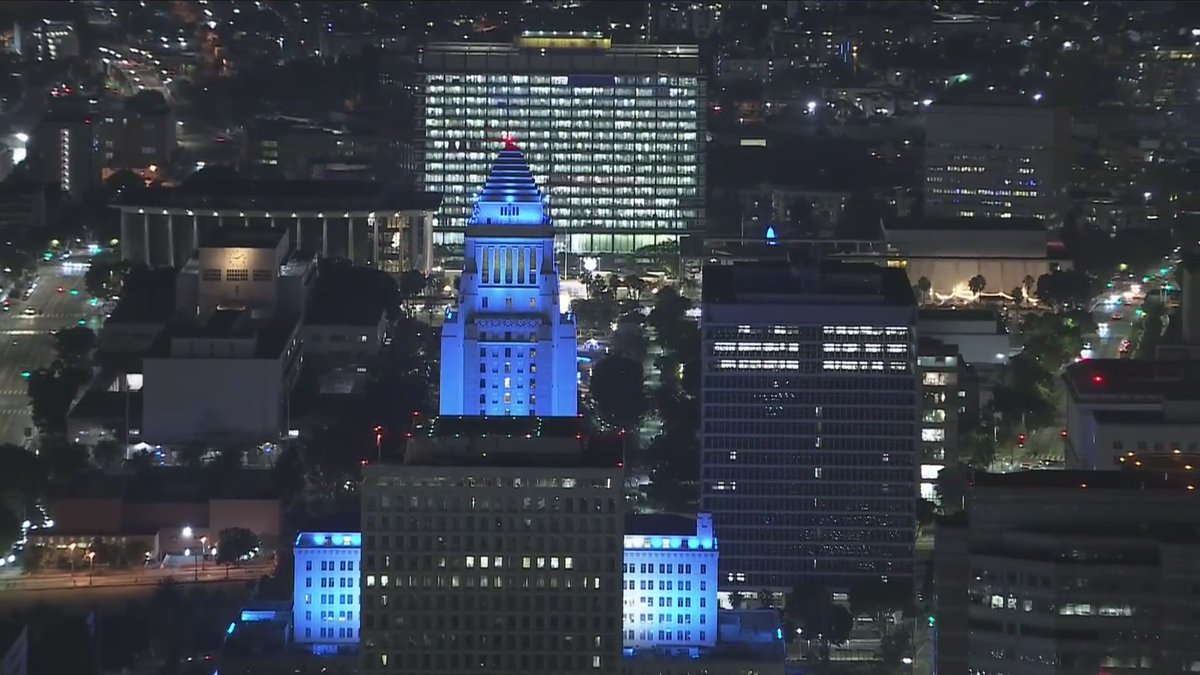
[0,408,29,415]
[0,390,27,397]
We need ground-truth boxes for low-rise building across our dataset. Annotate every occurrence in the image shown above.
[623,514,719,649]
[113,179,439,272]
[918,308,1013,367]
[1061,359,1200,469]
[293,532,361,646]
[935,470,1200,674]
[918,337,978,502]
[30,469,281,560]
[885,216,1069,302]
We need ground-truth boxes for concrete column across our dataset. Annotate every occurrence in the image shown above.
[218,214,225,229]
[295,218,302,250]
[166,214,175,267]
[192,216,199,254]
[321,217,329,257]
[348,218,355,263]
[143,213,151,264]
[371,216,379,267]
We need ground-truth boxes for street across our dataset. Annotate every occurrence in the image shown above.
[0,261,105,445]
[0,561,269,594]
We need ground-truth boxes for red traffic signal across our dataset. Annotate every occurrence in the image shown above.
[1017,434,1026,448]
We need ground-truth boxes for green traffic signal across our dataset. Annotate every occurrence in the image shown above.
[69,289,79,296]
[77,319,85,326]
[927,615,936,626]
[20,371,30,379]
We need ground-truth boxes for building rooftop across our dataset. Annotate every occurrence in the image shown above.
[51,467,280,502]
[200,227,287,250]
[1062,358,1200,401]
[147,311,299,359]
[625,514,697,537]
[919,308,1001,323]
[972,469,1200,492]
[304,264,394,326]
[400,415,624,469]
[111,180,441,213]
[888,215,1046,232]
[106,267,177,324]
[294,532,361,549]
[702,258,915,308]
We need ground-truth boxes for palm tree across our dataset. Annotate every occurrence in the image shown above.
[968,274,987,296]
[624,274,647,301]
[728,590,745,609]
[916,276,932,303]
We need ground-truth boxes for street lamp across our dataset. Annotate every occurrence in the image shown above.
[67,543,77,574]
[199,536,208,572]
[182,526,199,581]
[85,550,96,586]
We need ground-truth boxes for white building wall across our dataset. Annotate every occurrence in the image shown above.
[293,533,362,645]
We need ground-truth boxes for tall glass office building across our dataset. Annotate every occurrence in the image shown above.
[700,260,919,593]
[420,33,705,255]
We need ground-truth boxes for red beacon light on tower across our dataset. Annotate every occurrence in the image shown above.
[502,134,519,151]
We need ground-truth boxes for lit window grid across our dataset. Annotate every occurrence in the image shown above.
[700,322,918,589]
[421,74,705,254]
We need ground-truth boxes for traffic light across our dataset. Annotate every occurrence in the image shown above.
[20,371,30,379]
[69,289,79,296]
[927,615,936,627]
[1017,434,1026,449]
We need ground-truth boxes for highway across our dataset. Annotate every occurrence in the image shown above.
[0,260,105,446]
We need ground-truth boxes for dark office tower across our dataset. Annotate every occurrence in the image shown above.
[419,32,705,255]
[699,259,919,593]
[360,416,625,674]
[924,102,1069,224]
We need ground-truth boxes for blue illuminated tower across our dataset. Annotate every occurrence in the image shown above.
[439,140,578,417]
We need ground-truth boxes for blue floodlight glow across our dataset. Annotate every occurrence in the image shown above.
[438,142,578,417]
[226,622,236,635]
[294,532,361,646]
[623,515,720,650]
[239,610,277,622]
[765,225,778,246]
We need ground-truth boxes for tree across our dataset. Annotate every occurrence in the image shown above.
[968,274,987,296]
[961,430,997,467]
[398,269,426,307]
[124,539,152,568]
[38,435,90,483]
[216,527,259,577]
[1022,274,1036,293]
[624,274,647,300]
[1011,286,1024,305]
[647,287,694,355]
[91,438,125,471]
[208,444,244,477]
[177,443,206,469]
[757,588,775,608]
[1035,270,1091,308]
[848,578,913,635]
[0,443,48,508]
[27,365,88,435]
[786,581,853,661]
[0,502,19,554]
[589,354,647,430]
[728,591,745,609]
[916,276,932,303]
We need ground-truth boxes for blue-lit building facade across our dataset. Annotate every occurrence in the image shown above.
[623,514,718,649]
[293,532,362,646]
[439,142,578,417]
